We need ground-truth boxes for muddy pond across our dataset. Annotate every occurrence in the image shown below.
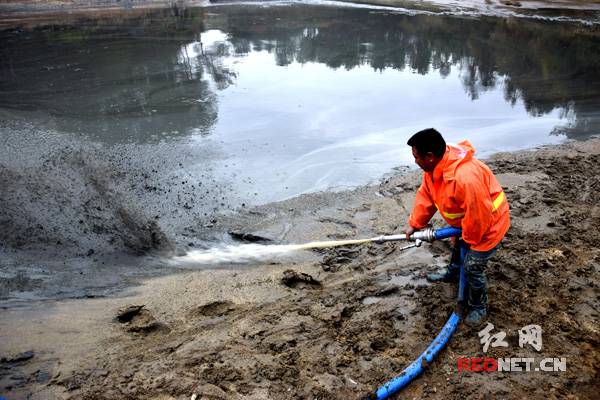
[1,1,599,304]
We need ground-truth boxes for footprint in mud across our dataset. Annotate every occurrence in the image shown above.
[187,300,241,318]
[115,305,170,334]
[281,269,322,289]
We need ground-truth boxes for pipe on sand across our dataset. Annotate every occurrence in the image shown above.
[362,227,465,400]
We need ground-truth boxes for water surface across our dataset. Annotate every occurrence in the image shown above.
[2,4,599,203]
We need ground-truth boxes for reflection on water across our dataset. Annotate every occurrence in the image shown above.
[1,3,599,201]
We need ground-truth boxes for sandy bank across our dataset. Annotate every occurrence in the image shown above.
[1,137,599,399]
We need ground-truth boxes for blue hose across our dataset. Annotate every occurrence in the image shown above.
[375,309,463,399]
[434,226,462,240]
[458,240,468,302]
[368,227,465,400]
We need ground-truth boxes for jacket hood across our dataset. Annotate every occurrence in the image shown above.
[433,140,475,182]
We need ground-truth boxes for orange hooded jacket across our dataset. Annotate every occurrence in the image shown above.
[408,140,510,252]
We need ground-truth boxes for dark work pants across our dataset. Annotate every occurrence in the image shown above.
[446,240,500,311]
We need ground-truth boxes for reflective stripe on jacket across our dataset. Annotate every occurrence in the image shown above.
[408,140,510,252]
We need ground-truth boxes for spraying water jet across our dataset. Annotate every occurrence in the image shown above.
[173,227,460,265]
[174,226,464,399]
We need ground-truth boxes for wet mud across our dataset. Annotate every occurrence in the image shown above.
[1,1,600,399]
[1,138,599,399]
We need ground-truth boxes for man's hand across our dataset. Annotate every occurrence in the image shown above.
[404,226,416,242]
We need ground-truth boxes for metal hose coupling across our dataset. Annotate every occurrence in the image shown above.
[370,227,437,244]
[409,228,438,243]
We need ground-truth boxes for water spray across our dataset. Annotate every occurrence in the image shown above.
[176,226,464,400]
[173,227,461,265]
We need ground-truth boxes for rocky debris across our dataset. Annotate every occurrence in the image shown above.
[1,351,35,365]
[228,231,274,243]
[115,305,146,323]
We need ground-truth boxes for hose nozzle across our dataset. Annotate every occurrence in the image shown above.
[370,234,406,243]
[370,228,437,244]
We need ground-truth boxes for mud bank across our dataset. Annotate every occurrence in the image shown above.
[1,137,599,399]
[1,0,600,24]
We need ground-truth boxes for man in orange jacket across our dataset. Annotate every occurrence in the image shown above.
[404,128,510,326]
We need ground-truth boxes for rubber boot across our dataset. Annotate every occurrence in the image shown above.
[426,262,460,283]
[465,293,488,327]
[465,308,487,327]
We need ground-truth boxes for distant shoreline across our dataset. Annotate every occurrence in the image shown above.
[1,0,599,19]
